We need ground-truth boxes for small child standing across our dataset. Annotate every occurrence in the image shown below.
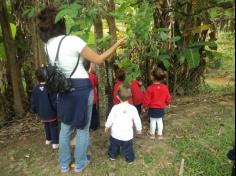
[113,68,126,105]
[130,77,145,114]
[113,68,133,105]
[143,67,171,140]
[105,85,142,164]
[31,67,59,149]
[84,61,99,130]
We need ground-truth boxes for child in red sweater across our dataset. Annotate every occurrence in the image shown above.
[113,69,125,105]
[84,61,99,130]
[143,67,171,140]
[113,69,133,105]
[130,77,145,114]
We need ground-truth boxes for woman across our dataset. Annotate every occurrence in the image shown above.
[37,6,125,173]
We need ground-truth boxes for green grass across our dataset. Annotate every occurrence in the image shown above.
[169,105,234,176]
[200,82,234,95]
[0,93,234,176]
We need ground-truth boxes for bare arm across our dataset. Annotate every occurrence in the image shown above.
[80,38,125,64]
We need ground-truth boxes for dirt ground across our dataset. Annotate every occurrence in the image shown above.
[0,93,234,176]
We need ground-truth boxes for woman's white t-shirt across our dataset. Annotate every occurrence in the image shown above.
[45,35,88,79]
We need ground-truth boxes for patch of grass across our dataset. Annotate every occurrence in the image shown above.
[170,104,235,176]
[144,154,153,164]
[200,82,234,95]
[0,95,234,176]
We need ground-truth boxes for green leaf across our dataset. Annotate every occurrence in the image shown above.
[10,23,16,39]
[160,32,169,41]
[23,7,36,18]
[189,41,217,48]
[65,16,75,34]
[159,55,171,69]
[170,36,181,42]
[209,8,219,18]
[55,10,67,23]
[157,28,170,32]
[0,43,6,60]
[55,3,81,23]
[177,53,186,64]
[183,48,200,69]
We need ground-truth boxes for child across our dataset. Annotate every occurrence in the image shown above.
[143,67,171,140]
[113,68,126,105]
[86,62,99,130]
[105,85,142,164]
[130,77,145,114]
[113,68,133,105]
[227,146,235,176]
[31,67,59,149]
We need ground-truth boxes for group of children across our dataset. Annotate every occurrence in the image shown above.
[106,67,171,163]
[31,65,172,164]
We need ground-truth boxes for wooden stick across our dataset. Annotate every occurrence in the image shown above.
[179,159,185,176]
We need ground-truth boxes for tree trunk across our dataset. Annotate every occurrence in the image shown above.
[31,0,46,68]
[93,15,107,123]
[0,0,25,117]
[106,0,117,114]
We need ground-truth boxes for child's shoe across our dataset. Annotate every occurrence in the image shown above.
[148,133,155,139]
[157,135,164,140]
[109,157,116,161]
[60,166,69,173]
[127,161,133,165]
[52,144,59,149]
[45,140,51,145]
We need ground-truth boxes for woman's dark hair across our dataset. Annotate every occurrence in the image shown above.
[115,68,126,81]
[151,67,167,81]
[35,67,47,82]
[37,6,66,42]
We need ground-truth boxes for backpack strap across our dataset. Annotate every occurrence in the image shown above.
[45,35,66,65]
[54,35,67,64]
[69,54,80,78]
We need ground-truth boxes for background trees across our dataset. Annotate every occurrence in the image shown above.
[0,0,234,125]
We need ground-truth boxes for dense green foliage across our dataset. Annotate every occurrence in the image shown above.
[0,0,234,119]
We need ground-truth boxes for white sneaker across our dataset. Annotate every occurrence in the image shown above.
[52,144,59,149]
[45,140,51,145]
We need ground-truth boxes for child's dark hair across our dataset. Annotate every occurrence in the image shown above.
[118,85,132,101]
[151,67,167,81]
[35,67,47,82]
[37,6,66,42]
[115,68,125,81]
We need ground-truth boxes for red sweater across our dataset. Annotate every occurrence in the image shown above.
[143,83,171,109]
[113,81,133,105]
[113,81,123,105]
[130,80,145,105]
[88,72,98,104]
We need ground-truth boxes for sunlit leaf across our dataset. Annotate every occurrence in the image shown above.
[183,48,200,69]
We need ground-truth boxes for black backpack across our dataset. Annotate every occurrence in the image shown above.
[44,35,80,93]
